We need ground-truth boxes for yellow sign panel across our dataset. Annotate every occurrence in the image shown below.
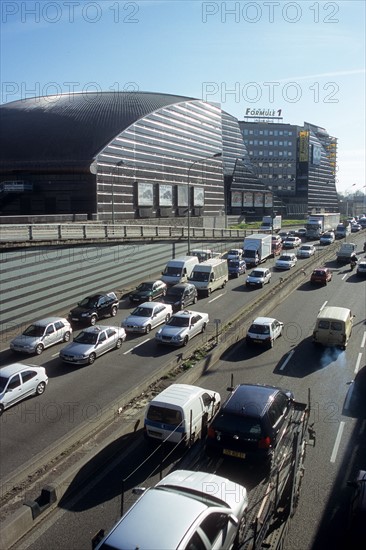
[299,131,309,162]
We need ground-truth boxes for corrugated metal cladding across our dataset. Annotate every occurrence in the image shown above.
[96,100,225,219]
[0,240,241,330]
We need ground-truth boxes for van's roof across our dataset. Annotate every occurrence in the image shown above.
[317,306,352,321]
[149,384,206,407]
[193,258,225,268]
[167,256,197,263]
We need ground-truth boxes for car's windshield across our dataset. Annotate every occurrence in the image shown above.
[229,260,239,267]
[166,288,184,297]
[250,271,264,278]
[190,271,209,282]
[78,297,98,308]
[131,307,152,317]
[163,267,182,276]
[23,324,45,337]
[136,283,153,291]
[249,324,270,335]
[0,375,9,392]
[74,332,99,345]
[279,256,292,261]
[167,317,190,327]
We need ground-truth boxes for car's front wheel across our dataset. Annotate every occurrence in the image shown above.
[0,404,4,416]
[145,324,151,334]
[88,353,96,365]
[201,323,207,334]
[63,331,71,342]
[115,338,123,349]
[36,382,46,395]
[165,314,171,323]
[90,315,98,326]
[111,306,118,317]
[182,336,189,346]
[35,344,44,355]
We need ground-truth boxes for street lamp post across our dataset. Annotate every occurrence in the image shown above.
[187,152,222,255]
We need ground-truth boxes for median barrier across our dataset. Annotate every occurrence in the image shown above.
[0,242,339,550]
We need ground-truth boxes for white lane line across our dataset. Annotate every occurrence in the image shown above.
[341,273,348,280]
[319,301,328,312]
[123,338,150,355]
[279,349,295,371]
[361,331,366,348]
[354,352,363,375]
[330,421,345,463]
[51,352,59,358]
[208,293,224,303]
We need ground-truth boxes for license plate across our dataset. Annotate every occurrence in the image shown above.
[223,449,246,459]
[71,318,79,321]
[253,339,262,343]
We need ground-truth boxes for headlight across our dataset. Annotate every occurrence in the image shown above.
[172,334,184,342]
[81,312,90,317]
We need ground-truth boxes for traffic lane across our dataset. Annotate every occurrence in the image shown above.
[16,256,365,550]
[0,245,346,477]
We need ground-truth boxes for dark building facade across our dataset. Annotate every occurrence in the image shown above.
[1,92,261,222]
[239,120,339,215]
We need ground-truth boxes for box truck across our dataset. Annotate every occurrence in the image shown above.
[305,213,340,240]
[243,234,272,266]
[260,215,282,233]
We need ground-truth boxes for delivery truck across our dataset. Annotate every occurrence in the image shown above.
[305,213,340,240]
[260,215,282,233]
[243,234,272,266]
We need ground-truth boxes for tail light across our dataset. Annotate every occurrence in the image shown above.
[258,436,271,449]
[207,426,216,439]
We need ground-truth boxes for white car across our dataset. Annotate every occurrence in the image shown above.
[60,325,126,365]
[155,310,209,347]
[275,253,297,270]
[93,470,248,550]
[226,248,243,260]
[297,228,307,238]
[320,232,335,245]
[297,244,316,258]
[356,260,366,276]
[122,302,172,334]
[10,317,72,355]
[246,317,284,348]
[0,363,48,415]
[282,236,302,249]
[245,267,271,288]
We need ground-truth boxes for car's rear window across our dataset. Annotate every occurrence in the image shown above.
[213,412,263,437]
[147,405,182,426]
[249,324,270,335]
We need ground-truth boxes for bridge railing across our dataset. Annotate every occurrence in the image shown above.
[0,223,251,243]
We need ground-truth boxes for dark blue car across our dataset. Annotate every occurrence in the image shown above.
[228,259,246,278]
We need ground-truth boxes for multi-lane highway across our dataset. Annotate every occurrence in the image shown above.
[1,234,365,549]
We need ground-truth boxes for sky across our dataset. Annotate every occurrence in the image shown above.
[1,0,365,194]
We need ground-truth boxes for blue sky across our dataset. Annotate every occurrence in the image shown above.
[1,0,365,193]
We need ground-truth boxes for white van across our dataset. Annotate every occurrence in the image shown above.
[313,306,354,350]
[144,384,220,445]
[188,258,229,296]
[161,256,198,286]
[190,249,213,263]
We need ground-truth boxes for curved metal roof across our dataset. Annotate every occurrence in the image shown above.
[0,91,195,171]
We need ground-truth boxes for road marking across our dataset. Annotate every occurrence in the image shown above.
[208,293,224,303]
[319,301,328,312]
[279,349,295,371]
[330,421,345,463]
[51,352,59,358]
[123,338,150,354]
[354,352,363,374]
[361,331,366,348]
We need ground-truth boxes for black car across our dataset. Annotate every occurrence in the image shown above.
[163,283,198,311]
[129,280,167,303]
[68,292,119,325]
[205,383,294,462]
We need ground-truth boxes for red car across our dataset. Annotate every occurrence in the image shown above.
[310,267,332,285]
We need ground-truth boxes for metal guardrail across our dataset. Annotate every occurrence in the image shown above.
[0,223,247,243]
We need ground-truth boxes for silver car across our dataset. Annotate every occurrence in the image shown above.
[275,253,297,270]
[0,363,48,415]
[60,325,126,365]
[155,310,209,347]
[93,469,248,550]
[121,302,173,334]
[10,317,72,355]
[297,244,316,258]
[245,267,271,288]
